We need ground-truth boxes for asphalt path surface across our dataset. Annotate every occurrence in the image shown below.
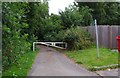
[27,45,101,76]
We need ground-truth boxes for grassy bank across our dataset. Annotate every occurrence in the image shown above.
[64,47,119,71]
[2,50,38,76]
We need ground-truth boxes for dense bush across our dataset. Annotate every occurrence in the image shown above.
[57,26,92,50]
[43,14,63,41]
[2,3,35,71]
[28,3,63,41]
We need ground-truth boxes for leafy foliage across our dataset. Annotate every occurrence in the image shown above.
[2,2,32,70]
[27,2,49,40]
[77,2,120,25]
[43,14,63,41]
[27,2,64,41]
[59,5,93,28]
[57,26,92,50]
[3,50,38,76]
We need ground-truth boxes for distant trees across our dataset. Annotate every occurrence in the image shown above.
[76,2,120,25]
[59,5,93,28]
[43,14,63,41]
[27,2,63,41]
[27,2,49,40]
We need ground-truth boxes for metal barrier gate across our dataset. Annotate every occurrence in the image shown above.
[33,42,67,51]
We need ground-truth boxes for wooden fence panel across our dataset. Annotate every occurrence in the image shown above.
[111,26,118,49]
[118,26,120,35]
[87,25,120,49]
[101,26,109,48]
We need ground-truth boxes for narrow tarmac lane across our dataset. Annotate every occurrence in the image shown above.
[28,45,99,76]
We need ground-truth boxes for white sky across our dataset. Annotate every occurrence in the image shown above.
[48,0,75,15]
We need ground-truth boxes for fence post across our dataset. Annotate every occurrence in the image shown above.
[33,42,35,51]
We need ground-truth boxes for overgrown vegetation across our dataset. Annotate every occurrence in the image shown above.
[56,26,92,50]
[64,47,118,71]
[2,1,120,74]
[27,2,49,40]
[2,3,33,71]
[2,50,38,76]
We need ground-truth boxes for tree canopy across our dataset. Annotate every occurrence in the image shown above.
[76,2,120,25]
